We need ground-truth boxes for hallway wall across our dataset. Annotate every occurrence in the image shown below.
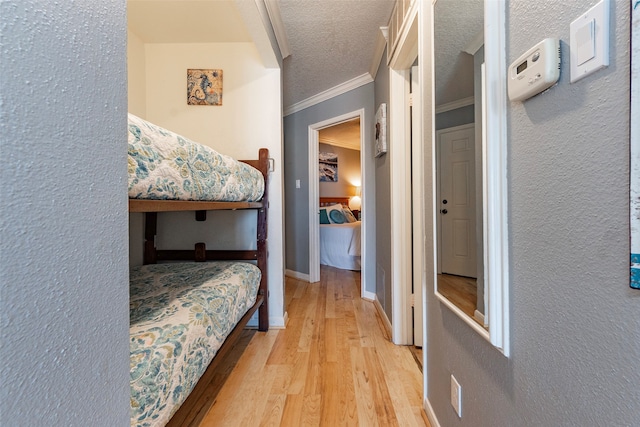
[426,2,640,425]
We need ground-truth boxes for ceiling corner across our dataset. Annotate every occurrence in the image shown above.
[369,27,389,80]
[264,0,291,59]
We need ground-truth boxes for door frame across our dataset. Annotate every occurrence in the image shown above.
[411,65,424,348]
[308,109,370,299]
[388,7,424,346]
[389,68,413,345]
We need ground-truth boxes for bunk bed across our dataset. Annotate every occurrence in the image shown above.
[319,197,361,271]
[127,114,269,427]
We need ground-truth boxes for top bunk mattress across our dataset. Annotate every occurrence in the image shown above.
[128,113,264,202]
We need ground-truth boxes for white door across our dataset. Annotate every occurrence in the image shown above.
[438,124,477,278]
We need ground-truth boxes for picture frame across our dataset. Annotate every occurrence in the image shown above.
[319,152,338,182]
[187,69,223,105]
[375,103,387,157]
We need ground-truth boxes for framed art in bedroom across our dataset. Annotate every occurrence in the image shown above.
[375,103,387,157]
[187,69,223,105]
[319,152,338,182]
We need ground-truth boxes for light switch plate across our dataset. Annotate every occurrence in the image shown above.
[451,374,462,417]
[570,0,609,83]
[576,19,595,65]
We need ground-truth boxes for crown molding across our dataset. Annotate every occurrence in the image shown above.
[264,0,290,59]
[435,96,475,114]
[369,26,389,79]
[284,73,373,116]
[464,30,484,55]
[318,137,361,151]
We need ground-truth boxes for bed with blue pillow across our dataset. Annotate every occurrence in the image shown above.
[127,114,269,427]
[319,199,361,271]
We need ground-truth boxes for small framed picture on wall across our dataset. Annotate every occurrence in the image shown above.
[187,69,223,105]
[319,152,338,182]
[375,103,387,157]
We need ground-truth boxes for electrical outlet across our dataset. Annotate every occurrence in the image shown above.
[451,374,462,417]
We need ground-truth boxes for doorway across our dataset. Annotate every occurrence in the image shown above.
[308,109,370,300]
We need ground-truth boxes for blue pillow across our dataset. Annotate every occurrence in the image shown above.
[329,208,346,224]
[319,208,330,224]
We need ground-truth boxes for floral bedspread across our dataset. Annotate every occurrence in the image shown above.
[129,262,261,427]
[127,113,264,201]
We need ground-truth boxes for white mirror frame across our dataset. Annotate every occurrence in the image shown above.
[432,0,510,357]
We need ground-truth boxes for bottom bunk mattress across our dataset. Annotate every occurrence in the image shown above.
[129,261,261,427]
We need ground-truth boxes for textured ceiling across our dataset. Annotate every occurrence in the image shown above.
[433,0,483,106]
[127,0,394,112]
[279,0,395,109]
[319,118,361,151]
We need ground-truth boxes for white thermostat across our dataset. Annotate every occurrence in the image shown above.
[508,38,561,102]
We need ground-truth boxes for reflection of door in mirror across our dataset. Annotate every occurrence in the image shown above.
[439,125,476,278]
[434,0,485,327]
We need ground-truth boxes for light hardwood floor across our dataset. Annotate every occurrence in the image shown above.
[437,273,477,320]
[180,266,428,427]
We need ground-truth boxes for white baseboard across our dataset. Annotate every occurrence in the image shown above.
[474,309,487,327]
[424,398,441,427]
[362,289,376,301]
[269,313,287,329]
[246,312,287,330]
[372,295,393,338]
[284,269,310,282]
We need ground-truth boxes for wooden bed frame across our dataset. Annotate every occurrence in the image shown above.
[129,148,269,427]
[320,196,350,207]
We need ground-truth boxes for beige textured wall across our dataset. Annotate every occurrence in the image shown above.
[319,142,361,198]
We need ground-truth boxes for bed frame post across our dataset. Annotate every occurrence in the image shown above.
[257,148,269,332]
[144,212,158,265]
[194,242,207,262]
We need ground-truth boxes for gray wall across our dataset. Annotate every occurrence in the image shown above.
[284,83,376,294]
[435,105,474,130]
[0,0,130,425]
[427,2,640,426]
[374,48,392,320]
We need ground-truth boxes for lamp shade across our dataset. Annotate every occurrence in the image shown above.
[349,195,361,211]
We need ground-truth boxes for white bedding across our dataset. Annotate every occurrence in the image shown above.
[320,221,361,270]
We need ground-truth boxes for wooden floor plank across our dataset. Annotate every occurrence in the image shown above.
[258,393,286,427]
[183,266,428,427]
[286,351,310,395]
[324,268,337,319]
[364,347,399,426]
[279,393,304,426]
[437,273,478,321]
[319,361,340,426]
[302,394,322,426]
[350,346,380,427]
[324,318,337,363]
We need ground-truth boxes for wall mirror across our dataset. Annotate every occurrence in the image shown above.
[432,0,509,356]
